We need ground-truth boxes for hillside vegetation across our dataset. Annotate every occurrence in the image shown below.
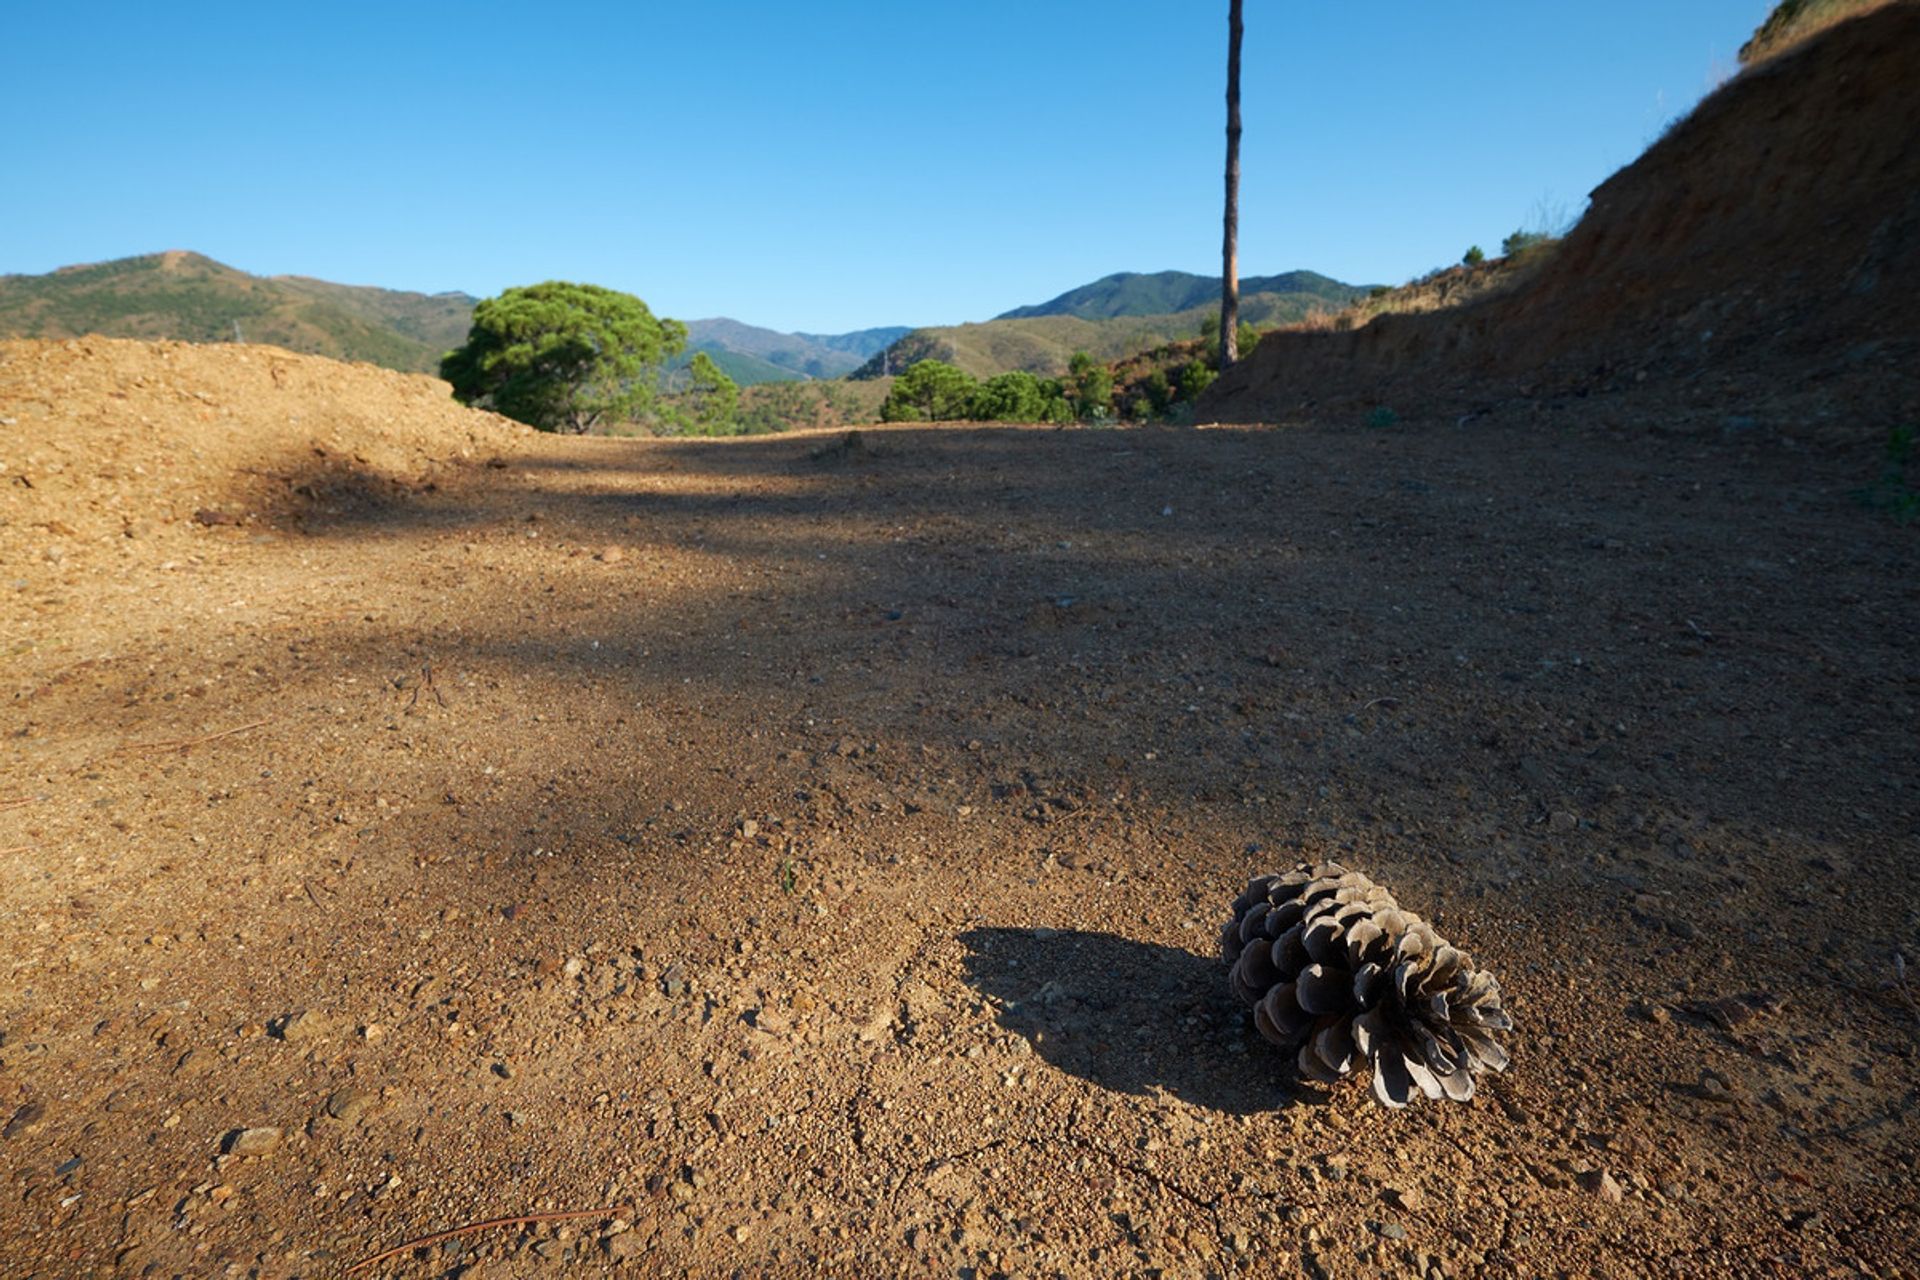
[1739,0,1896,61]
[0,252,474,373]
[850,285,1359,381]
[0,253,910,386]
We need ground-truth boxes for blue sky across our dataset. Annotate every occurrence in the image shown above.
[2,2,1770,334]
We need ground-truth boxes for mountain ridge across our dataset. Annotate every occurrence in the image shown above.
[852,270,1373,380]
[0,253,914,384]
[997,268,1368,321]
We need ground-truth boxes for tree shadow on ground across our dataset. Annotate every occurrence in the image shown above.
[958,926,1313,1116]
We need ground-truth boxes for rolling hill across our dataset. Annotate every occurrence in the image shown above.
[0,251,476,373]
[0,253,909,386]
[850,277,1368,381]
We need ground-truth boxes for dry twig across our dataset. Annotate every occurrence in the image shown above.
[404,661,447,712]
[0,843,44,857]
[346,1205,625,1275]
[0,796,41,813]
[112,719,270,756]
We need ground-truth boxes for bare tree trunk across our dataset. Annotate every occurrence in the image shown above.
[1221,0,1243,371]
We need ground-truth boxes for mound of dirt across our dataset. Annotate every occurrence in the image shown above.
[0,337,529,567]
[1202,2,1920,429]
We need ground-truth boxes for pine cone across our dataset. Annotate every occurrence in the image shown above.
[1221,862,1512,1107]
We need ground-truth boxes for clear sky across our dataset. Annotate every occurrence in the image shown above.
[2,1,1770,334]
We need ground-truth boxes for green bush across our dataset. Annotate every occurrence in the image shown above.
[1463,245,1486,266]
[969,371,1073,424]
[1176,359,1216,402]
[1501,230,1552,257]
[1068,351,1114,420]
[880,360,978,421]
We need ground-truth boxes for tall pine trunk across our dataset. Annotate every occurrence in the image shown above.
[1221,0,1243,371]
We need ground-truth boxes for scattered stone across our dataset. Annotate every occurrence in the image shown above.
[594,545,625,564]
[226,1127,282,1157]
[1678,991,1786,1032]
[606,1232,646,1262]
[3,1102,46,1139]
[1385,1185,1424,1212]
[277,1009,334,1043]
[1578,1169,1624,1204]
[324,1088,375,1123]
[192,509,240,527]
[1380,1221,1409,1241]
[171,1046,215,1077]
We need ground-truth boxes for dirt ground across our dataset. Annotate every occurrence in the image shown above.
[2,339,1917,1279]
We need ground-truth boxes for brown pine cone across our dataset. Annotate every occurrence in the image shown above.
[1222,862,1512,1107]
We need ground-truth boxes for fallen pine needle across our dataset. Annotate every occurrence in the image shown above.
[0,796,40,812]
[113,719,270,756]
[347,1205,624,1275]
[0,843,44,856]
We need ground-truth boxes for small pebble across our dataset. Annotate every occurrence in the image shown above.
[226,1127,282,1157]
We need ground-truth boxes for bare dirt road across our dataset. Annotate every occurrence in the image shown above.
[2,340,1916,1278]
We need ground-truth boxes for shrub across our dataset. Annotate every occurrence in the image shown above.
[969,371,1072,423]
[1068,351,1114,421]
[1501,230,1552,257]
[1176,359,1217,402]
[880,360,978,421]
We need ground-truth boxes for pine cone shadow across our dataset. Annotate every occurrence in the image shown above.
[959,927,1313,1115]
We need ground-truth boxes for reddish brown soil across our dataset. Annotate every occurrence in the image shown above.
[2,337,1916,1279]
[1203,3,1920,428]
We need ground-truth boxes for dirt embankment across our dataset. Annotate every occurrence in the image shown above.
[0,338,528,558]
[1202,3,1920,429]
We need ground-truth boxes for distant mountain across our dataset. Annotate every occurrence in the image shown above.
[791,327,910,359]
[996,269,1368,321]
[0,253,907,387]
[682,318,911,383]
[669,345,809,388]
[0,251,476,373]
[852,271,1372,380]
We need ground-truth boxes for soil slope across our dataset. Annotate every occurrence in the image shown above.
[1202,3,1920,426]
[2,338,1916,1278]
